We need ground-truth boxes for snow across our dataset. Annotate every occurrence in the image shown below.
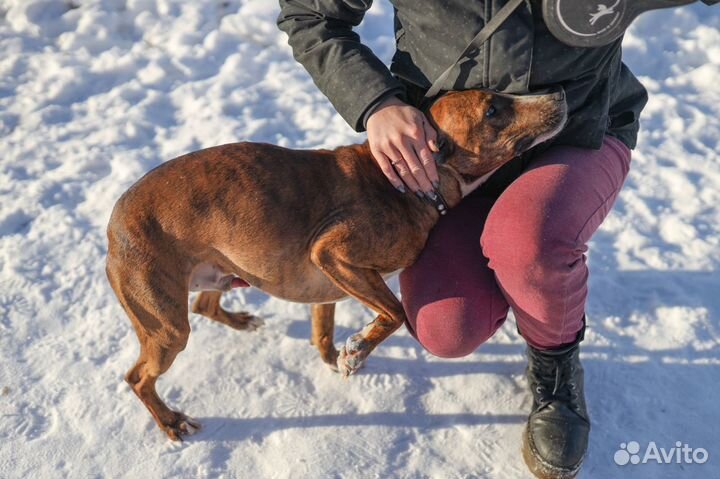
[0,1,718,478]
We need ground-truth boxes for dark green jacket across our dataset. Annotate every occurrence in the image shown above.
[277,0,648,192]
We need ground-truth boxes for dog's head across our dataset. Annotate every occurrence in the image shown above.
[428,89,567,194]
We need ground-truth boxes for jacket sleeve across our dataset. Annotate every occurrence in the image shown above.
[277,0,406,132]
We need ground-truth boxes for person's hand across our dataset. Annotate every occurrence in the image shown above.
[366,96,440,197]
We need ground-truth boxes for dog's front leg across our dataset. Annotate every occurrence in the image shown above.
[310,244,406,377]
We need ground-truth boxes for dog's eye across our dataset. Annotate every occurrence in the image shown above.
[486,105,497,118]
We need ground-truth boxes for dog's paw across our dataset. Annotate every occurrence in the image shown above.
[243,315,264,331]
[225,312,264,331]
[164,412,201,441]
[336,334,370,377]
[325,360,340,373]
[319,347,340,373]
[337,347,365,377]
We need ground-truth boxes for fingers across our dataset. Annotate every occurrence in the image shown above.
[366,101,442,195]
[422,119,440,187]
[386,144,422,194]
[396,140,433,194]
[418,147,439,189]
[425,121,440,153]
[370,146,406,193]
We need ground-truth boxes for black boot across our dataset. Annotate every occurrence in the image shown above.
[522,331,590,479]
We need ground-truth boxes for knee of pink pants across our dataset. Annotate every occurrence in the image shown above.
[399,195,509,358]
[401,292,506,358]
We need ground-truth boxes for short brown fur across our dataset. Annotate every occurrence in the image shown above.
[106,89,567,440]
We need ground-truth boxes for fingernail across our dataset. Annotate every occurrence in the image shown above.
[415,191,424,199]
[432,180,439,189]
[429,140,439,152]
[425,191,437,201]
[396,185,406,194]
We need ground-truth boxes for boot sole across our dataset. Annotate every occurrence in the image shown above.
[521,425,583,479]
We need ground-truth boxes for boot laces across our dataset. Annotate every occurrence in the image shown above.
[531,352,579,409]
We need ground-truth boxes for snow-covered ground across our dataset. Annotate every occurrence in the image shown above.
[1,1,718,477]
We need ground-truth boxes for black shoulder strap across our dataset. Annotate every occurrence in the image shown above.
[422,0,525,105]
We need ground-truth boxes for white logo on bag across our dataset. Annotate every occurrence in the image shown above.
[556,0,623,38]
[589,0,621,25]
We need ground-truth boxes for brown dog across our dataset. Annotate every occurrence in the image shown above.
[106,89,567,440]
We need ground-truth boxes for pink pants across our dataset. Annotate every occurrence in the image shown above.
[399,136,632,354]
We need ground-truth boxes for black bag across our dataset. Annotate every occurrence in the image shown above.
[543,0,719,48]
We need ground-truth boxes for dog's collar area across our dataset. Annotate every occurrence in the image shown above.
[424,190,449,215]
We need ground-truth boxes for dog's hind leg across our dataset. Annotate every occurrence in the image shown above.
[310,243,406,377]
[311,303,339,370]
[107,254,199,441]
[191,291,263,331]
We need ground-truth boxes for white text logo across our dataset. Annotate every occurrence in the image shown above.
[614,441,709,466]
